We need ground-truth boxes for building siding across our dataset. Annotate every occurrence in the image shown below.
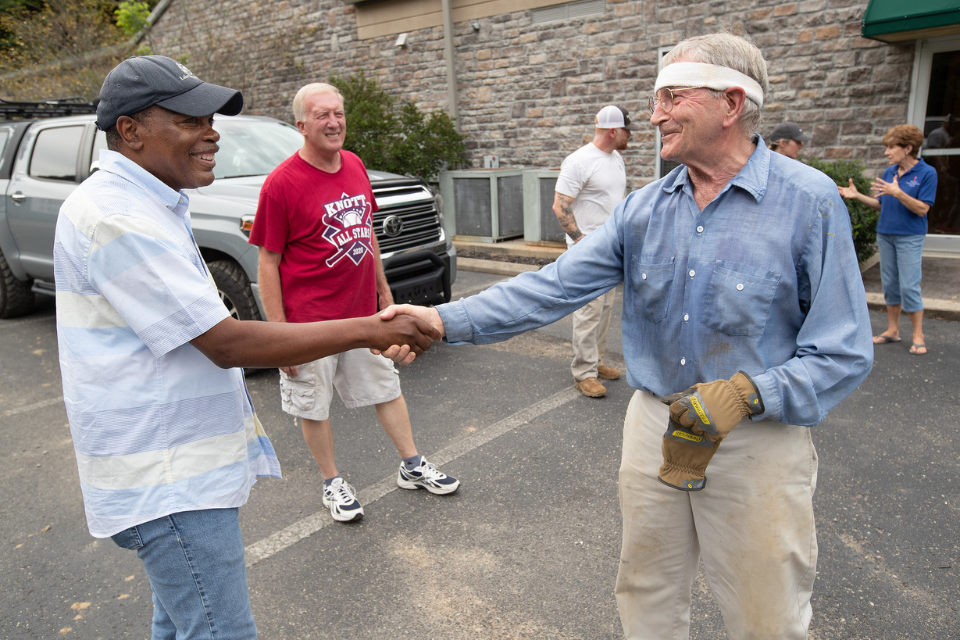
[147,0,913,187]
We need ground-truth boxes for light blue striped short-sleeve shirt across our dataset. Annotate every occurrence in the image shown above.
[54,150,281,538]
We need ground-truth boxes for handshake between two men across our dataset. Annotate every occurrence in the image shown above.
[374,305,765,492]
[356,305,444,365]
[373,304,446,363]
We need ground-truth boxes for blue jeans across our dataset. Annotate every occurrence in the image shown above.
[877,232,925,312]
[111,508,257,639]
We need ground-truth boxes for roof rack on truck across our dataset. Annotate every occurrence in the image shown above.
[0,97,97,120]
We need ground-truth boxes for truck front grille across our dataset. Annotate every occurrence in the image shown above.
[372,200,442,254]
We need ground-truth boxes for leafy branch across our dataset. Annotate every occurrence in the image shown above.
[330,69,466,181]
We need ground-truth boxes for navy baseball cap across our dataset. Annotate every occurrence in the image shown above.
[770,122,811,142]
[96,55,243,130]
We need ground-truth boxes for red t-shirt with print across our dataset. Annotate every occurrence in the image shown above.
[249,150,379,323]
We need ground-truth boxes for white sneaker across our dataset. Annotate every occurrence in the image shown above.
[397,457,461,495]
[322,477,364,522]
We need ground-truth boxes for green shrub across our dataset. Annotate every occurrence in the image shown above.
[802,156,879,264]
[329,69,466,182]
[328,70,395,170]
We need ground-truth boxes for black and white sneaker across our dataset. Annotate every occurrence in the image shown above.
[397,457,460,495]
[322,477,364,522]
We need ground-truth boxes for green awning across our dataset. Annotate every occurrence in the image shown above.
[862,0,960,42]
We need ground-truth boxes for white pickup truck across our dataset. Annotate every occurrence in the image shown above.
[0,109,456,318]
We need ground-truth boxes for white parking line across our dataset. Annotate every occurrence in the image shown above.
[2,396,64,418]
[244,385,582,568]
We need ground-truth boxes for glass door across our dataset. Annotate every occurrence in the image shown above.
[912,38,960,235]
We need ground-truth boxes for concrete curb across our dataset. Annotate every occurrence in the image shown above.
[865,292,960,322]
[859,253,880,273]
[458,257,541,277]
[453,239,565,261]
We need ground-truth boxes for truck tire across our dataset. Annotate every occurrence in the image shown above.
[0,249,35,319]
[208,259,261,321]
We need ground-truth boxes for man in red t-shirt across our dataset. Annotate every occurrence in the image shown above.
[249,83,460,522]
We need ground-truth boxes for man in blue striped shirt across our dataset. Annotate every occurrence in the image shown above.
[54,56,438,639]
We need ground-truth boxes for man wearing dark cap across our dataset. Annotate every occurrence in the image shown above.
[769,121,812,159]
[552,105,635,398]
[54,56,438,639]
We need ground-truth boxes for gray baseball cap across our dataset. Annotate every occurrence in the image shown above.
[770,122,811,142]
[96,55,243,130]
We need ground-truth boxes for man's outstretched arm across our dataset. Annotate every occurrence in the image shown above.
[376,213,627,358]
[191,312,439,369]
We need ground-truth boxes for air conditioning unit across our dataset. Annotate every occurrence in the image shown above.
[438,169,525,242]
[522,169,565,244]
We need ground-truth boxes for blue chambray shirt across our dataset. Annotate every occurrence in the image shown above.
[439,139,873,426]
[55,150,281,538]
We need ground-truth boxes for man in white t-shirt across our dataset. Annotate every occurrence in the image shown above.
[552,105,634,398]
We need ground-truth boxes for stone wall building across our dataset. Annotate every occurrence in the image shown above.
[146,0,960,237]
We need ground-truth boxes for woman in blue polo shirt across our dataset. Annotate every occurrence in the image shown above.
[839,124,938,355]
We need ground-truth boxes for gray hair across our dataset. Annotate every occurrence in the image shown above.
[292,83,345,123]
[662,33,769,135]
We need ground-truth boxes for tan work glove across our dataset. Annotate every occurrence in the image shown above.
[659,420,721,490]
[658,371,764,491]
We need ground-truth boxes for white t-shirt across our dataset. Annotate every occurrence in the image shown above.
[555,142,626,246]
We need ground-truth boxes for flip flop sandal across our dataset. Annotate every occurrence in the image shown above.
[910,344,927,356]
[873,335,901,344]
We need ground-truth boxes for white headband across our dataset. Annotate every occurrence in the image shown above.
[655,62,764,108]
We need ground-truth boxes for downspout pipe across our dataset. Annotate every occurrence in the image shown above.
[441,0,459,129]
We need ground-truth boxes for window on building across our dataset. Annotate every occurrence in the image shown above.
[920,48,960,234]
[530,0,605,24]
[355,0,600,40]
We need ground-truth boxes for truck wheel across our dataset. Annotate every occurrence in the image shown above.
[208,260,261,321]
[0,249,35,319]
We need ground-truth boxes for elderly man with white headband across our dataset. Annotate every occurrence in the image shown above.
[379,33,872,638]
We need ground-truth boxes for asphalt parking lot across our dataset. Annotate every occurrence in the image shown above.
[2,269,959,639]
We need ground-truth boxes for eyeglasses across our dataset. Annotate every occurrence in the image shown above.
[647,87,708,115]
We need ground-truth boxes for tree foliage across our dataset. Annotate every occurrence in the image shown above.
[329,69,466,181]
[0,0,121,66]
[803,156,880,264]
[0,0,158,101]
[0,0,44,51]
